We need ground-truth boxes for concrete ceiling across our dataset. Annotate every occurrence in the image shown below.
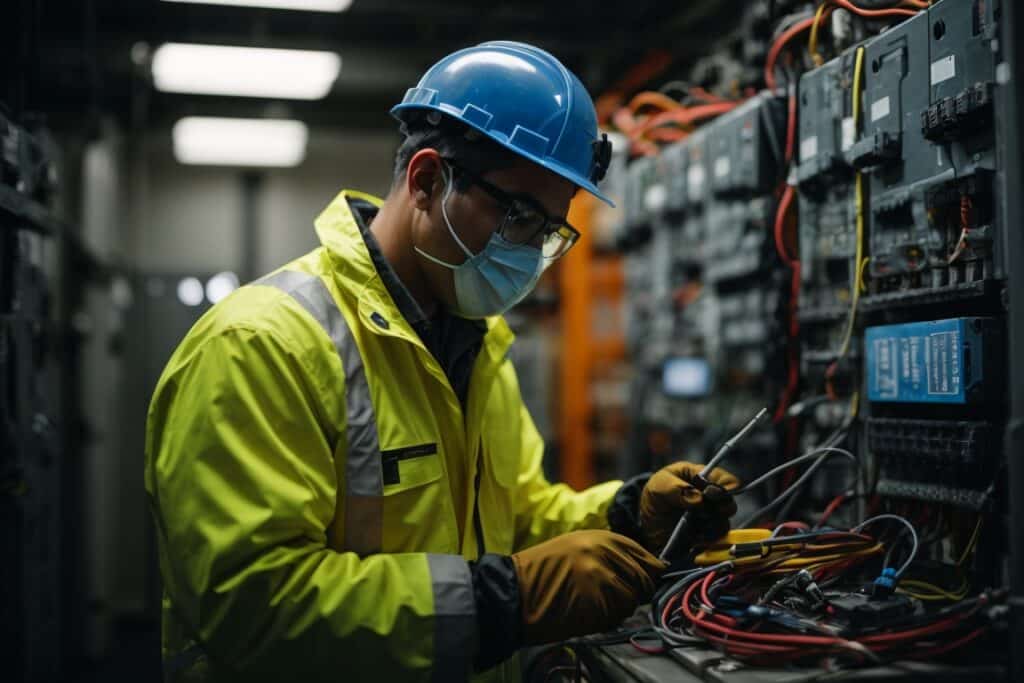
[7,0,750,133]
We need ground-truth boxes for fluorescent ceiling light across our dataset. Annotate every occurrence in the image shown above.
[177,277,205,306]
[161,0,352,12]
[206,272,240,303]
[173,117,308,167]
[153,43,341,99]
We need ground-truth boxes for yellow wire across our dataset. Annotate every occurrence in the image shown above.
[898,578,970,602]
[858,256,871,293]
[852,46,865,129]
[957,516,983,566]
[808,3,830,67]
[835,46,866,361]
[762,544,885,572]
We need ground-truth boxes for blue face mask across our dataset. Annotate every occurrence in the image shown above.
[415,165,544,319]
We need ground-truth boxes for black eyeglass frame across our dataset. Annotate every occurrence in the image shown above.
[442,158,581,260]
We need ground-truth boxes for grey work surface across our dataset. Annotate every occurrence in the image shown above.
[578,641,1006,683]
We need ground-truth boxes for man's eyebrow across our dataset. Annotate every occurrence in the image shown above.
[505,189,544,206]
[501,187,563,216]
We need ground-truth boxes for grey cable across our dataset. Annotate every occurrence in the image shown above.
[776,426,849,522]
[732,446,857,495]
[851,514,919,578]
[737,447,858,528]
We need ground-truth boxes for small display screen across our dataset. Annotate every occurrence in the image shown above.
[662,358,712,397]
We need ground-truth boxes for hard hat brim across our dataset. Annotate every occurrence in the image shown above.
[392,102,616,209]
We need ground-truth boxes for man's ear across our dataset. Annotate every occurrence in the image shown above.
[406,148,444,210]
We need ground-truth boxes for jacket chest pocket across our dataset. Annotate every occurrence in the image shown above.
[382,443,440,488]
[380,442,454,553]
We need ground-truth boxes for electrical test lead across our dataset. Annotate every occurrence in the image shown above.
[658,408,770,562]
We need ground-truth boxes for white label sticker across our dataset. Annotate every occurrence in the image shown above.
[841,117,856,151]
[927,331,960,396]
[687,164,706,192]
[871,96,891,122]
[643,183,668,213]
[930,55,956,86]
[873,338,899,399]
[714,156,731,179]
[800,135,818,162]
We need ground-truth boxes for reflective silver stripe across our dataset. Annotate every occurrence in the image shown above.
[257,270,383,555]
[426,554,476,683]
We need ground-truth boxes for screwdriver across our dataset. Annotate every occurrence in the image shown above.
[658,407,770,563]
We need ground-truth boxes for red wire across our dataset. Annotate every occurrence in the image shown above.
[766,2,918,89]
[699,571,717,616]
[773,184,797,267]
[772,183,800,423]
[661,589,682,628]
[765,15,822,90]
[693,628,793,655]
[818,493,847,527]
[689,86,731,104]
[833,0,918,19]
[630,102,738,139]
[784,90,798,164]
[629,636,666,655]
[682,577,844,646]
[908,626,987,659]
[860,614,975,645]
[774,522,811,536]
[680,569,978,650]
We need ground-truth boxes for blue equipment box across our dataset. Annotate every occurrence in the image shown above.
[865,318,999,404]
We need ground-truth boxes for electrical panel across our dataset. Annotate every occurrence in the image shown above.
[1,112,62,682]
[792,0,1007,513]
[708,94,787,197]
[856,0,1001,307]
[609,0,1016,677]
[622,0,1008,516]
[621,93,790,500]
[622,155,658,248]
[796,47,864,452]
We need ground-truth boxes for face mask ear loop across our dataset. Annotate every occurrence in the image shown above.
[439,162,475,259]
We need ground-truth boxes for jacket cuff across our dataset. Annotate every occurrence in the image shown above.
[606,472,652,543]
[426,554,477,681]
[470,554,523,672]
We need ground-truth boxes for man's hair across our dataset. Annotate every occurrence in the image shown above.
[391,112,522,192]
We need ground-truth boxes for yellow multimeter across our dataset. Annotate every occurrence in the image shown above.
[693,528,774,566]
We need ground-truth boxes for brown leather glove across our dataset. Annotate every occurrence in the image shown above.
[639,461,740,554]
[511,530,666,645]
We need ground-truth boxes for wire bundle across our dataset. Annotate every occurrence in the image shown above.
[650,515,1002,667]
[766,1,926,90]
[610,87,742,156]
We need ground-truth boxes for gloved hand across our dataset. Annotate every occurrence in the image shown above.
[511,529,666,645]
[638,461,740,554]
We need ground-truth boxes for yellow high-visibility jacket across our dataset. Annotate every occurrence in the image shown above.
[144,190,622,682]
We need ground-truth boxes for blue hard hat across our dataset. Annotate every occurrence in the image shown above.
[391,40,614,207]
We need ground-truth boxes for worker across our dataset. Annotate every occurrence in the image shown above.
[144,40,738,682]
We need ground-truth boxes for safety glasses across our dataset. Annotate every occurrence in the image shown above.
[444,159,581,262]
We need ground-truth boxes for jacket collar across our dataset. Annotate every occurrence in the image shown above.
[314,189,515,361]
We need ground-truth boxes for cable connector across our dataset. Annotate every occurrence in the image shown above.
[794,569,825,608]
[870,567,899,598]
